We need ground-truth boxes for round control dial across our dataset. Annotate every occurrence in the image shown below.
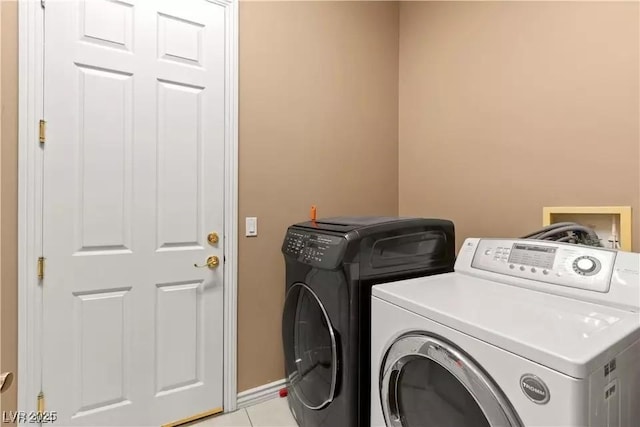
[572,256,600,276]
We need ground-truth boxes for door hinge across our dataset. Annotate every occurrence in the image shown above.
[37,391,45,413]
[39,120,46,144]
[37,257,45,280]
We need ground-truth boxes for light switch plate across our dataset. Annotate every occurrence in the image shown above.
[246,217,258,237]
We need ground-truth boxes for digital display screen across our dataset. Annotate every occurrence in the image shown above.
[512,244,557,254]
[508,244,557,269]
[310,234,341,245]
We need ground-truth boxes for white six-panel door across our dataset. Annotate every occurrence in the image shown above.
[42,0,228,424]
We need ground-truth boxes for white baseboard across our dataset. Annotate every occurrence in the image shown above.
[236,378,287,409]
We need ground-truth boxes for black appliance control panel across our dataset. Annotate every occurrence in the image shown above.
[283,230,346,269]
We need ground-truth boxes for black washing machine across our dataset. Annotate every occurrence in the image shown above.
[281,216,455,427]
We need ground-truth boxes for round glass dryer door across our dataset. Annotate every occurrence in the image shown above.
[381,335,521,427]
[282,283,338,410]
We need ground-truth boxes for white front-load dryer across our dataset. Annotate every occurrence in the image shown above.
[370,238,640,427]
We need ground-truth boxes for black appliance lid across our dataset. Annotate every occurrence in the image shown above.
[292,216,423,233]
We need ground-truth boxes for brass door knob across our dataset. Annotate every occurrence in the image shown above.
[194,256,220,269]
[207,232,219,245]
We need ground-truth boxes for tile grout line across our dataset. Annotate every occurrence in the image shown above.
[244,408,254,427]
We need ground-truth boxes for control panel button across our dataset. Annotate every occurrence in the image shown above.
[509,264,515,269]
[572,256,600,276]
[520,266,526,271]
[578,258,596,271]
[542,269,549,275]
[577,258,595,272]
[485,249,492,256]
[531,268,536,273]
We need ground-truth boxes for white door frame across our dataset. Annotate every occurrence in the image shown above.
[17,0,239,417]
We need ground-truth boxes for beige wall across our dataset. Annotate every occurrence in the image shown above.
[238,1,399,391]
[399,0,640,251]
[0,0,18,418]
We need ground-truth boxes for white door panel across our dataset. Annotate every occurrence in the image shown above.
[43,0,227,424]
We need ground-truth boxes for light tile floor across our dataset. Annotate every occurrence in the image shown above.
[194,397,297,427]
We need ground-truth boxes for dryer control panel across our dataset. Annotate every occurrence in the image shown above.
[283,230,346,269]
[469,239,616,292]
[454,238,640,312]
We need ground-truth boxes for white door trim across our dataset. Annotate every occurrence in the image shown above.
[221,0,240,413]
[17,0,239,416]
